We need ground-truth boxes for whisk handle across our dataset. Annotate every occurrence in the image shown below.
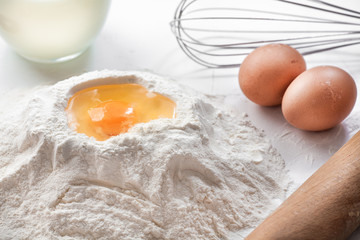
[246,131,360,240]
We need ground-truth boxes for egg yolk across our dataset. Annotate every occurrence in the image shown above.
[88,101,136,136]
[66,84,176,141]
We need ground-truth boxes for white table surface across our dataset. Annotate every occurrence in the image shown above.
[0,0,359,239]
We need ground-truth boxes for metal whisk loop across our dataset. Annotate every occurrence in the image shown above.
[170,0,360,68]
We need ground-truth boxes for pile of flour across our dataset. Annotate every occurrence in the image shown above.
[0,70,290,239]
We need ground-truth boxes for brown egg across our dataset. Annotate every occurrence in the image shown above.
[282,66,357,131]
[239,44,306,106]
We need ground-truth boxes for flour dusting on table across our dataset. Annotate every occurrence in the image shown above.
[0,70,290,239]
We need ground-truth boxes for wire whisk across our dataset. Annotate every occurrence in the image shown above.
[170,0,360,68]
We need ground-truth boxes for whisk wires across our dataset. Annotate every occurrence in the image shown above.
[171,0,360,68]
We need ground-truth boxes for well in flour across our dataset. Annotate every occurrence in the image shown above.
[0,70,290,239]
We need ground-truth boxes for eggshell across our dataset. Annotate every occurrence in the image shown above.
[282,66,357,131]
[239,44,306,106]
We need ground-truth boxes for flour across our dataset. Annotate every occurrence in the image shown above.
[0,70,290,239]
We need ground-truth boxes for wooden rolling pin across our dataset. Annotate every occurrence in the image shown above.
[246,131,360,240]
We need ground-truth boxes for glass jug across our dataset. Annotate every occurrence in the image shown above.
[0,0,111,63]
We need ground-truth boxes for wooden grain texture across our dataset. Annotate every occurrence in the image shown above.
[246,131,360,240]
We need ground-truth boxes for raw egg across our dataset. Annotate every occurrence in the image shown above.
[282,66,357,131]
[66,84,176,141]
[239,44,306,106]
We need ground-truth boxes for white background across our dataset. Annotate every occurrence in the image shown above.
[0,0,359,239]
